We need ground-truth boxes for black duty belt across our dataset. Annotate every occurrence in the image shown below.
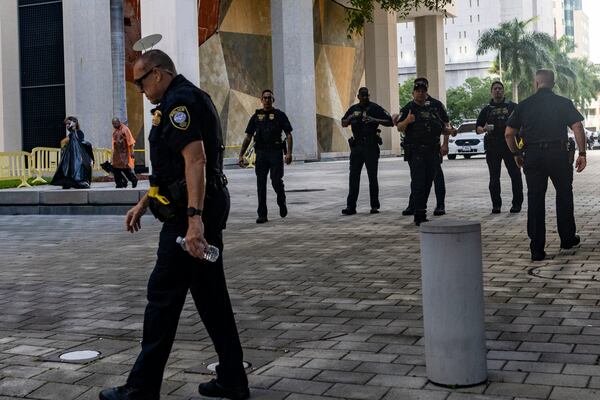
[207,174,228,188]
[404,143,440,151]
[525,141,568,150]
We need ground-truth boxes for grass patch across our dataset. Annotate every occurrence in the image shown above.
[0,178,48,189]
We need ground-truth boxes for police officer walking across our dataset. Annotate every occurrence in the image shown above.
[395,79,452,225]
[239,90,293,224]
[100,50,249,400]
[476,81,523,213]
[341,87,393,215]
[506,69,586,262]
[401,77,451,217]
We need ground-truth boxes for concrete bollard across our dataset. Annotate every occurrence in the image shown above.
[419,220,487,387]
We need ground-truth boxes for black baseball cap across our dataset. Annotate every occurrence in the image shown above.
[413,78,428,90]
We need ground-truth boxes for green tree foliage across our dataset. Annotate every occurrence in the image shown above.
[445,77,508,126]
[398,79,414,107]
[477,18,553,101]
[343,0,453,35]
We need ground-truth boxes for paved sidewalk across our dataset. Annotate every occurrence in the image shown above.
[1,154,600,399]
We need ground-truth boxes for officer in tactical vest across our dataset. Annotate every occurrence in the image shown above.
[100,50,249,400]
[239,90,293,224]
[476,80,523,214]
[396,79,452,225]
[341,87,393,215]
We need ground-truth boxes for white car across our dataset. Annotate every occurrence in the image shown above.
[447,121,485,160]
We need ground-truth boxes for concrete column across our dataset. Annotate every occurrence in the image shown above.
[271,0,318,161]
[63,0,113,149]
[140,0,199,169]
[365,8,400,155]
[414,15,446,104]
[0,0,22,151]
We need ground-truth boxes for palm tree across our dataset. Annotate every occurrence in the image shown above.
[477,18,554,102]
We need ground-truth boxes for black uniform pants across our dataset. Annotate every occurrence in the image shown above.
[407,154,445,209]
[114,168,137,188]
[347,143,380,210]
[255,148,285,218]
[407,149,438,222]
[486,142,523,208]
[523,148,576,254]
[127,187,247,394]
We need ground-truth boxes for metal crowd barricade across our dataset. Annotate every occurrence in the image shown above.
[92,148,112,175]
[0,151,31,188]
[30,147,61,184]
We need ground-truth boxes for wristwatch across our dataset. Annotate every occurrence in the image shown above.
[186,207,203,217]
[579,151,587,157]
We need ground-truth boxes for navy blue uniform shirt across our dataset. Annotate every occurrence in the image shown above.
[399,97,448,146]
[149,74,224,185]
[476,99,516,141]
[506,88,583,144]
[245,108,292,150]
[342,102,392,139]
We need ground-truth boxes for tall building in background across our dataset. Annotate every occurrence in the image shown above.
[397,0,554,89]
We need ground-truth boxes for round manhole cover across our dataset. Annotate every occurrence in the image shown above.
[207,361,251,372]
[285,189,326,193]
[529,264,600,282]
[59,350,100,361]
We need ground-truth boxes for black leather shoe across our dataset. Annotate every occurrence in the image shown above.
[341,208,357,215]
[131,179,138,189]
[256,216,268,224]
[510,205,521,213]
[492,207,501,214]
[370,208,380,214]
[198,379,250,400]
[99,386,158,400]
[561,235,581,249]
[531,251,546,261]
[415,218,429,226]
[433,205,445,216]
[279,203,288,218]
[401,207,414,216]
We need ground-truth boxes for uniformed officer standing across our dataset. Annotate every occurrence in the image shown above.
[506,69,586,262]
[100,50,249,400]
[401,77,450,217]
[341,87,393,215]
[396,79,452,225]
[476,81,523,213]
[239,90,293,224]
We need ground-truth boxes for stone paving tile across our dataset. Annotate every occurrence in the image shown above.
[5,156,600,399]
[324,382,389,399]
[26,382,88,400]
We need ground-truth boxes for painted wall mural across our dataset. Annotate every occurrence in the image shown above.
[125,0,365,157]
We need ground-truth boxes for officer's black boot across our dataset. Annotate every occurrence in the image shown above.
[414,210,428,226]
[99,385,158,400]
[198,379,250,400]
[279,202,288,218]
[401,207,414,216]
[433,204,445,216]
[341,208,357,215]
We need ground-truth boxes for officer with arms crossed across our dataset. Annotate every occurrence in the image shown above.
[100,50,249,400]
[476,81,523,214]
[505,69,586,262]
[341,87,393,215]
[396,79,452,225]
[239,89,293,224]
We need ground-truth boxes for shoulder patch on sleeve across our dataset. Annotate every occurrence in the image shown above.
[169,106,191,131]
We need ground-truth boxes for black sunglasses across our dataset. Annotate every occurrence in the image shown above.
[134,65,161,90]
[262,95,274,100]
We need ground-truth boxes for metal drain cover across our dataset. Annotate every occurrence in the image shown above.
[529,264,600,282]
[207,361,251,372]
[59,350,100,361]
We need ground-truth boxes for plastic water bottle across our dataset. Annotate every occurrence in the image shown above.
[176,237,220,262]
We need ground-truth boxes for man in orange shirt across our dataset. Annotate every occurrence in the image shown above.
[111,118,138,188]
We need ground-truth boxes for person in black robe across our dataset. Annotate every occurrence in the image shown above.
[51,116,94,189]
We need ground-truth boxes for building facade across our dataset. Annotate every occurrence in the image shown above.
[397,0,555,89]
[1,0,426,160]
